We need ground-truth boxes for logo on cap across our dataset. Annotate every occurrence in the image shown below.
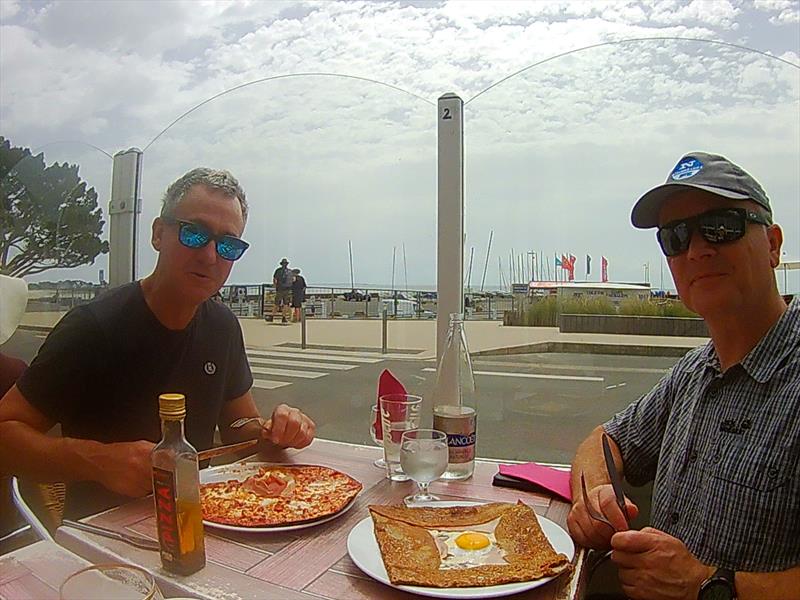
[671,157,703,181]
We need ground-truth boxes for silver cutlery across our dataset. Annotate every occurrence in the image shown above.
[61,519,160,551]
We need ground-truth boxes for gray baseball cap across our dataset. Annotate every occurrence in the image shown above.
[631,152,772,229]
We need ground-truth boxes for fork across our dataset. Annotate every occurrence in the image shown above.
[580,471,618,532]
[230,416,267,429]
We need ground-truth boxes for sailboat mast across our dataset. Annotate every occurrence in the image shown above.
[480,230,493,292]
[348,240,355,290]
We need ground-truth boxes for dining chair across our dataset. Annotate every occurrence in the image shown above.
[10,476,65,542]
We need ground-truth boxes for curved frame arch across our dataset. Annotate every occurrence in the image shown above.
[466,36,800,106]
[143,72,436,152]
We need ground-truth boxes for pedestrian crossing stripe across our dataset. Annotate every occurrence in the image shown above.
[252,379,291,390]
[420,367,603,383]
[248,357,356,371]
[246,349,381,364]
[250,366,327,379]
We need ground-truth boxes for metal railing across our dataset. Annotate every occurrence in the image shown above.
[217,284,517,321]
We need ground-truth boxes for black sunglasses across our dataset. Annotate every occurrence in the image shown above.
[657,207,770,258]
[163,218,249,261]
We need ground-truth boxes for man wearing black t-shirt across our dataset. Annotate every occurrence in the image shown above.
[0,168,316,518]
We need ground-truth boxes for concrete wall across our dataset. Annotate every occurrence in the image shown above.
[559,313,709,337]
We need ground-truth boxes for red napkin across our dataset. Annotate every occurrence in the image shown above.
[373,369,407,441]
[498,462,572,502]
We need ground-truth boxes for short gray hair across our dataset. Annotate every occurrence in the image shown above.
[160,168,248,223]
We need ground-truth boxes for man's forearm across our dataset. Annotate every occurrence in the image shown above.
[0,420,101,483]
[570,425,621,501]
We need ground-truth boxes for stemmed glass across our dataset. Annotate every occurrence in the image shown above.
[59,564,163,600]
[400,429,448,506]
[369,404,386,468]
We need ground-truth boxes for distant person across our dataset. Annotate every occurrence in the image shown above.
[569,152,798,599]
[272,258,293,324]
[0,168,315,519]
[290,268,307,322]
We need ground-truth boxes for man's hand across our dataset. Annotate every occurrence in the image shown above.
[611,527,712,600]
[260,404,315,449]
[93,440,155,498]
[567,483,639,549]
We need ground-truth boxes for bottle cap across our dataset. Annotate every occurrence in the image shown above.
[158,393,186,419]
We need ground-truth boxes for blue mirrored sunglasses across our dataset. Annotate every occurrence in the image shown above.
[164,218,249,261]
[656,207,770,258]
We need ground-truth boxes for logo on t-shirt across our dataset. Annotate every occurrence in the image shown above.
[204,361,217,376]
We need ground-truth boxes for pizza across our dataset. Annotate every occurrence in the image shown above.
[201,465,362,527]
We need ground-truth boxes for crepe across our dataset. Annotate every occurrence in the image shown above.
[368,501,571,588]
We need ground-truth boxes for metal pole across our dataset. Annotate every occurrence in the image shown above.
[436,93,464,363]
[381,307,388,354]
[301,306,307,349]
[108,148,142,287]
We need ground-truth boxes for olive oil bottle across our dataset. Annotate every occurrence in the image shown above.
[152,393,206,575]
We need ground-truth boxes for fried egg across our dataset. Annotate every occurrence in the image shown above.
[430,518,508,569]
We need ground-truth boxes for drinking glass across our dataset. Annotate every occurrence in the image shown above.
[379,393,422,481]
[59,564,163,600]
[400,429,448,506]
[370,404,386,468]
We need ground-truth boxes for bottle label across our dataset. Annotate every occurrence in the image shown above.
[153,467,179,562]
[445,431,476,463]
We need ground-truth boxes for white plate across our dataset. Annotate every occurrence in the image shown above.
[199,462,361,533]
[347,501,574,599]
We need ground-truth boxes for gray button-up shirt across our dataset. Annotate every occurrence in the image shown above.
[604,297,800,572]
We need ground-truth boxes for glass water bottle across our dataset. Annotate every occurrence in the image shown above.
[431,313,477,480]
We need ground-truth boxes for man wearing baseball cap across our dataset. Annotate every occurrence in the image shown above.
[569,152,799,600]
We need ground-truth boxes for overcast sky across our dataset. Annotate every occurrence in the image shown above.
[2,0,798,292]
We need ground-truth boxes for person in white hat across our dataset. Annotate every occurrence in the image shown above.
[0,275,28,396]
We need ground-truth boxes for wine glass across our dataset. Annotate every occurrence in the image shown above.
[370,404,386,468]
[59,563,163,600]
[400,429,448,506]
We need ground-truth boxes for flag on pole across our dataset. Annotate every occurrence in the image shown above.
[601,256,609,283]
[567,255,576,281]
[586,254,592,277]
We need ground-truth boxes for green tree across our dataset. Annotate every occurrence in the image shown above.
[0,136,108,277]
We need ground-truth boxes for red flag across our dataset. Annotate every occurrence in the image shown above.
[601,256,609,283]
[568,255,576,281]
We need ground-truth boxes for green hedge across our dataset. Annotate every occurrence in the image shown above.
[504,296,696,326]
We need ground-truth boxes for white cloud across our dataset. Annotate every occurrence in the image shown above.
[753,0,800,24]
[0,0,20,20]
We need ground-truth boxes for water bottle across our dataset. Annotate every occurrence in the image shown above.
[431,313,476,480]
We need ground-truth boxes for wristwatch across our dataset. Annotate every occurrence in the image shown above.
[698,567,737,600]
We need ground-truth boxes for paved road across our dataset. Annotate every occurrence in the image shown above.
[245,348,679,464]
[2,330,681,464]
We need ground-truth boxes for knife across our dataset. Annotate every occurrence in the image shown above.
[62,519,160,551]
[198,438,260,461]
[601,432,630,525]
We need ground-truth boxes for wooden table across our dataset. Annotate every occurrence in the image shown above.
[55,439,588,599]
[0,540,90,600]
